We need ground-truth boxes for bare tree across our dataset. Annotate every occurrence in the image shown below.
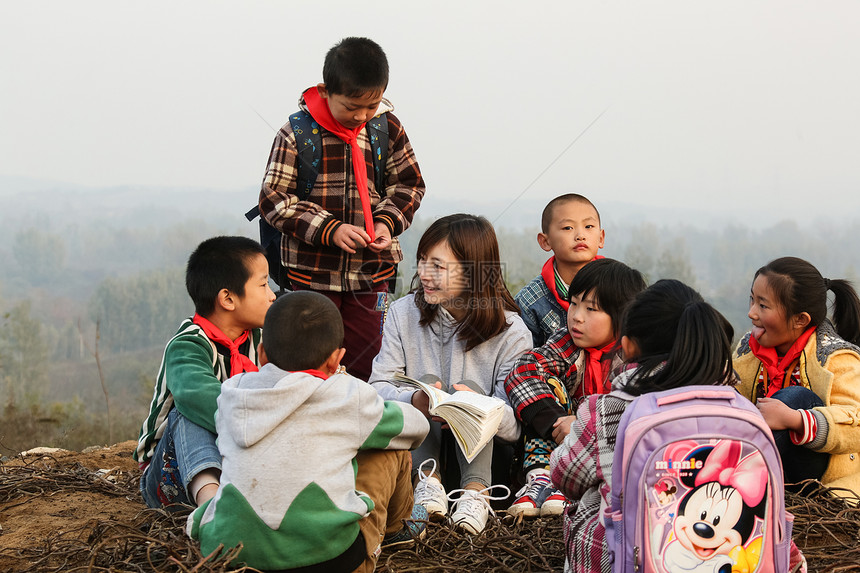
[78,318,113,445]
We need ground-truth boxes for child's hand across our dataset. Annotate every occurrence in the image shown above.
[451,383,476,393]
[366,223,392,253]
[551,415,577,443]
[411,381,445,424]
[756,397,804,432]
[332,224,371,254]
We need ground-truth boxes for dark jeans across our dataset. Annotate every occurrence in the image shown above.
[292,282,389,382]
[770,386,829,488]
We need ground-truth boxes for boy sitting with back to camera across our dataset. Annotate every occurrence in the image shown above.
[187,291,430,572]
[134,236,276,509]
[258,36,425,382]
[515,193,605,347]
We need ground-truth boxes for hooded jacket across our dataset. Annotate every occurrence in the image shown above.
[186,364,429,571]
[734,320,860,496]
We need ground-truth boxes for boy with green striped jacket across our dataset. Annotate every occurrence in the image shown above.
[134,236,276,509]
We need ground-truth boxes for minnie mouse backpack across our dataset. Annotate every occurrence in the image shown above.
[604,386,793,573]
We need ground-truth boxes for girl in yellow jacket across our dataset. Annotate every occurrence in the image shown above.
[734,256,860,496]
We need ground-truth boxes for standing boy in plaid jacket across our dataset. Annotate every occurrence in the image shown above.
[259,37,425,381]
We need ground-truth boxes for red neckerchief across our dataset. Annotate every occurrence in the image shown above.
[294,368,329,380]
[303,87,375,240]
[540,255,605,310]
[583,340,616,396]
[192,314,258,376]
[749,326,815,397]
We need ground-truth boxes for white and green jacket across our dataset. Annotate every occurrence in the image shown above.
[134,318,262,466]
[186,364,429,571]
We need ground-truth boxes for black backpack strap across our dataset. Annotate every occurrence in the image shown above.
[246,110,323,223]
[366,112,389,193]
[246,110,323,291]
[289,110,322,200]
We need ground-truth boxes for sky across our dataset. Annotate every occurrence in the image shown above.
[2,0,859,226]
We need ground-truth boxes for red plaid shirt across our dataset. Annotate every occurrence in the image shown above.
[259,96,425,292]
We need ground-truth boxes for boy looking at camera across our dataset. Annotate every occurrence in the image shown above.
[515,194,605,347]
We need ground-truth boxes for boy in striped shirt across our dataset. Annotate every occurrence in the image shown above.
[134,236,276,508]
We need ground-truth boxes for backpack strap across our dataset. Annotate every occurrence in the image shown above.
[245,110,323,223]
[366,113,389,193]
[289,110,322,200]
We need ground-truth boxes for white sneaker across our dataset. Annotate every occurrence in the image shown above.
[413,459,448,519]
[448,484,510,535]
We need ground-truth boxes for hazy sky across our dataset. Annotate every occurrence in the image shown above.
[2,1,859,225]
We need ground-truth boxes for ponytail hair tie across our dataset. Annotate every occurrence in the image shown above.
[825,278,832,290]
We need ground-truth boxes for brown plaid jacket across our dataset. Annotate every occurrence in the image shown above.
[259,96,425,292]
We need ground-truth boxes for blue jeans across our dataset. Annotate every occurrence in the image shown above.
[770,386,829,487]
[139,408,222,508]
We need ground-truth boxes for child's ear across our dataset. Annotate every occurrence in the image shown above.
[258,343,268,366]
[324,347,347,375]
[621,335,640,360]
[216,289,236,311]
[792,312,812,331]
[316,83,329,100]
[536,232,553,253]
[597,228,605,249]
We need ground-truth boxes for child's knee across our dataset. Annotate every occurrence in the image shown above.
[771,386,824,410]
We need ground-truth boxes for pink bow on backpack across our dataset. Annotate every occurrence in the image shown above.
[696,440,768,507]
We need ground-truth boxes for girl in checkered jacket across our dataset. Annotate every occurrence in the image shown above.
[550,280,736,573]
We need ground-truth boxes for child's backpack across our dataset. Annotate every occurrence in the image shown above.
[605,386,792,573]
[245,110,389,290]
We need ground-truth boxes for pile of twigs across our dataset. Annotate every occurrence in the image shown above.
[2,458,860,572]
[0,455,136,504]
[378,516,564,572]
[787,481,860,572]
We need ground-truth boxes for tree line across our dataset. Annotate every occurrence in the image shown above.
[2,209,858,453]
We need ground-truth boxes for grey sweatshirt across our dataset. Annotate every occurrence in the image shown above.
[369,294,533,442]
[187,363,429,570]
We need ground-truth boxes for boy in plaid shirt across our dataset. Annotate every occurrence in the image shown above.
[258,37,425,382]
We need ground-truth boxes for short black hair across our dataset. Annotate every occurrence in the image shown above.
[541,193,600,234]
[185,236,266,317]
[568,258,647,338]
[323,37,389,97]
[262,291,344,371]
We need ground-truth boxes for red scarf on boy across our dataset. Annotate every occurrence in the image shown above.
[303,87,375,241]
[582,340,616,396]
[748,326,815,397]
[540,255,605,310]
[192,314,258,376]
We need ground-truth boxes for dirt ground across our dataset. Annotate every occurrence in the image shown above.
[0,441,144,571]
[2,442,860,572]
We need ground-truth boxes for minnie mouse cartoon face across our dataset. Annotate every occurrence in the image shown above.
[662,440,768,573]
[655,479,678,506]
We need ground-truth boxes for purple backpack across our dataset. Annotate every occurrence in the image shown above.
[605,386,793,573]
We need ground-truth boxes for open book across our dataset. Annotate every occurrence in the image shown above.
[393,374,505,463]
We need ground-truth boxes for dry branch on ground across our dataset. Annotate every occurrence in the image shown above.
[2,446,859,572]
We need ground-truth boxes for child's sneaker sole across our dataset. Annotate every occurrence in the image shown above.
[507,500,541,518]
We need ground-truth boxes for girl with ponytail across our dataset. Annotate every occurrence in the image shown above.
[735,256,860,495]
